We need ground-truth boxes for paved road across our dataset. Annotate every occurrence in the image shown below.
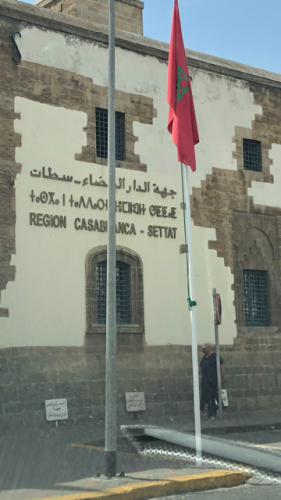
[1,426,281,500]
[154,484,281,499]
[0,427,196,500]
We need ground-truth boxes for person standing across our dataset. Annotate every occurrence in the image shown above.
[199,343,226,419]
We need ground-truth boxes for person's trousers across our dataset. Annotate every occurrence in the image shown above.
[200,383,218,417]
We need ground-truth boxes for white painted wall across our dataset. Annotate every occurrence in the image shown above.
[1,24,264,347]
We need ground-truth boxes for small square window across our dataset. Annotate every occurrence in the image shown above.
[243,139,262,172]
[96,108,125,161]
[243,270,269,327]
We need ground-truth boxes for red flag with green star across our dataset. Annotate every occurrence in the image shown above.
[167,0,199,172]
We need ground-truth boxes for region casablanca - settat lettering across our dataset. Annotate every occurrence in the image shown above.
[29,213,178,238]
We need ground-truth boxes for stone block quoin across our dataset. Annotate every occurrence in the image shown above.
[34,0,144,35]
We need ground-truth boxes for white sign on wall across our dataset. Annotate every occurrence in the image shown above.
[125,392,146,412]
[45,399,68,421]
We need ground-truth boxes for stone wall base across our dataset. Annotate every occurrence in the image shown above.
[0,335,281,433]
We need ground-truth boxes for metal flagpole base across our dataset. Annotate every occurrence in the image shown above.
[105,451,116,478]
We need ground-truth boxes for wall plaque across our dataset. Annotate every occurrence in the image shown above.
[125,392,146,412]
[45,399,68,421]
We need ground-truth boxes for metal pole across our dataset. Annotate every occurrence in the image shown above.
[105,0,116,478]
[213,288,223,421]
[182,164,202,465]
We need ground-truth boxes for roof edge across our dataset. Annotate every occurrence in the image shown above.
[34,0,144,8]
[1,0,281,89]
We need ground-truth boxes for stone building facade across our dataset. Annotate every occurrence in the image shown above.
[1,0,281,432]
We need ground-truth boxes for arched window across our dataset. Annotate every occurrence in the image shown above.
[85,246,144,334]
[235,226,279,331]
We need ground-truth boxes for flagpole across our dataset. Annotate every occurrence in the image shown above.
[105,0,117,478]
[182,163,202,464]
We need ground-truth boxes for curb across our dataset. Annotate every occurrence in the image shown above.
[122,421,281,439]
[205,421,281,436]
[36,470,249,500]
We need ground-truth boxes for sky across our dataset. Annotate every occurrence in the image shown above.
[142,0,281,74]
[21,0,281,74]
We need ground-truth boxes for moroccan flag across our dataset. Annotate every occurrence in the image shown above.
[167,0,199,172]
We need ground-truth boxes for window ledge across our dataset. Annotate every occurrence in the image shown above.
[239,326,279,337]
[87,324,144,334]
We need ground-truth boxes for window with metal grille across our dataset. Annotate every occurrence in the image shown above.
[115,112,125,161]
[96,108,125,161]
[243,139,262,172]
[243,270,269,327]
[96,260,130,325]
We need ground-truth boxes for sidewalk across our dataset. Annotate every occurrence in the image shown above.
[180,409,281,434]
[118,409,281,439]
